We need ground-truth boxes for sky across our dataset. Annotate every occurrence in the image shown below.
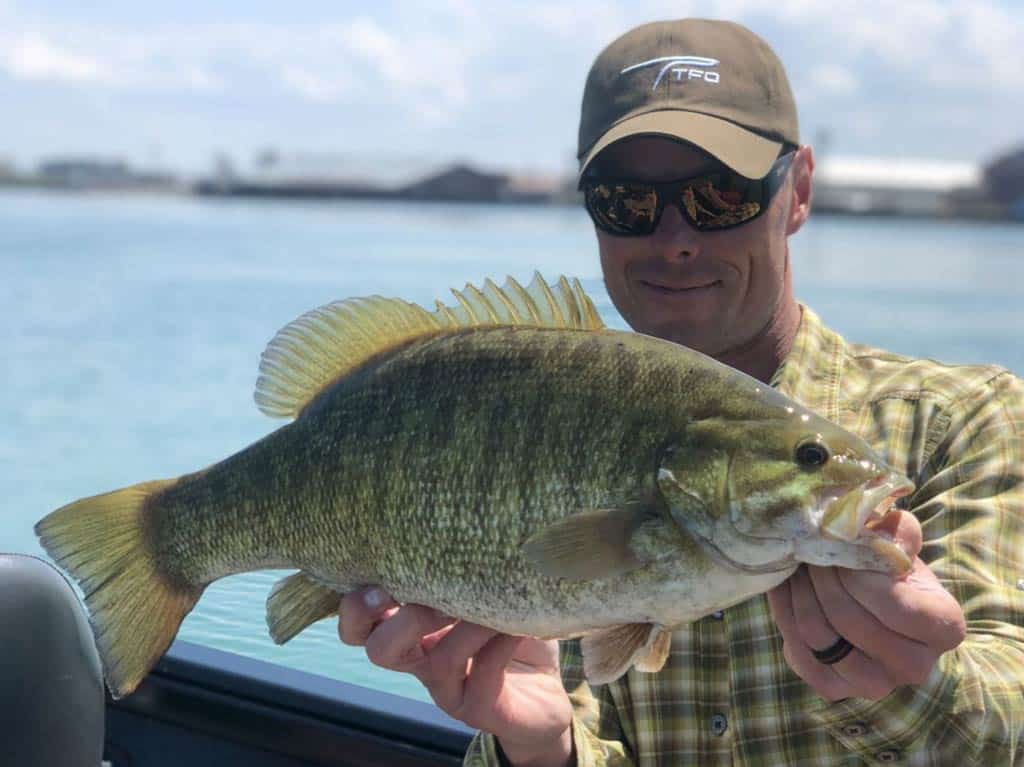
[0,0,1021,177]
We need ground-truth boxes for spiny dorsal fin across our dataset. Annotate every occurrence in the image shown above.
[254,272,604,419]
[435,272,602,331]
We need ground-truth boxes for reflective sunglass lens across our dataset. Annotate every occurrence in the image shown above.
[682,179,762,229]
[586,183,659,235]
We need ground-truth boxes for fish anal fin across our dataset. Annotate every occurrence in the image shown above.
[254,274,604,420]
[266,571,342,645]
[520,504,657,581]
[581,623,657,685]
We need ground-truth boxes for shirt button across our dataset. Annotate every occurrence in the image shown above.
[876,750,901,762]
[711,610,724,620]
[842,723,868,737]
[1017,578,1024,591]
[710,713,728,736]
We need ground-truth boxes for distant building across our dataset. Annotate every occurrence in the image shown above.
[37,157,178,191]
[196,150,446,199]
[246,150,439,191]
[983,146,1024,219]
[814,156,982,217]
[38,158,131,188]
[399,164,508,203]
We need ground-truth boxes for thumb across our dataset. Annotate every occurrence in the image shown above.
[867,509,923,560]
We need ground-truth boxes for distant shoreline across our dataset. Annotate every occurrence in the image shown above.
[0,178,1015,224]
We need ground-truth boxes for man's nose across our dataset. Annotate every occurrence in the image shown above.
[652,203,701,260]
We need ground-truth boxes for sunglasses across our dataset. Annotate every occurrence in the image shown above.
[581,151,795,236]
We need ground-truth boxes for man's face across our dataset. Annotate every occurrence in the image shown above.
[592,136,797,358]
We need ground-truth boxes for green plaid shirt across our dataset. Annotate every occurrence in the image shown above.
[465,305,1024,766]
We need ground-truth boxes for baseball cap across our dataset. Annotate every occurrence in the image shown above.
[577,18,799,181]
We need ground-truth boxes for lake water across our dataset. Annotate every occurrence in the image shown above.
[3,189,1023,703]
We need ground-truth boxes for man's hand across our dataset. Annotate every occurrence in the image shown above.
[339,587,574,767]
[767,510,967,702]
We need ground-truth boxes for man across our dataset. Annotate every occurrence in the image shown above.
[339,18,1024,766]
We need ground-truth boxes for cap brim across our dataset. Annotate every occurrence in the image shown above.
[577,110,784,182]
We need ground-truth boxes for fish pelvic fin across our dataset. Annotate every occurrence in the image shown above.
[34,479,202,699]
[581,622,671,685]
[266,571,341,645]
[633,625,673,673]
[254,272,604,419]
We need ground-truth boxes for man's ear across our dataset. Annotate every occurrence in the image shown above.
[785,145,814,237]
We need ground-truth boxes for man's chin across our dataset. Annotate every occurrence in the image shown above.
[631,317,725,356]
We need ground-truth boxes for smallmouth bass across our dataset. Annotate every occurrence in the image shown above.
[36,274,913,698]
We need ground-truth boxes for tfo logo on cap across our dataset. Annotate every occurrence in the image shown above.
[621,56,721,89]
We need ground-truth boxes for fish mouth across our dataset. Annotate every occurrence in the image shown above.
[817,473,915,573]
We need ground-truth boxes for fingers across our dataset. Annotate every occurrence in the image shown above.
[806,565,933,685]
[769,567,916,701]
[363,603,455,672]
[768,577,850,701]
[338,587,399,647]
[339,586,456,675]
[435,632,526,726]
[868,509,923,561]
[788,567,893,697]
[780,627,899,702]
[788,565,841,651]
[420,621,502,712]
[837,560,966,651]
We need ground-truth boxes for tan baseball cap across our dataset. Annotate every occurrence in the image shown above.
[577,18,799,181]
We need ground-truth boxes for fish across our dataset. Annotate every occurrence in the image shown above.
[35,273,915,699]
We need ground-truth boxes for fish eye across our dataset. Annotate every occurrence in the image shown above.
[795,440,830,468]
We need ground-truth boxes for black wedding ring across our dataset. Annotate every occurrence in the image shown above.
[812,636,854,665]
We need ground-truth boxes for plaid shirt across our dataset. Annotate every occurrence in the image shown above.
[465,305,1024,766]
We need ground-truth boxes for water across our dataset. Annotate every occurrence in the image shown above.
[4,189,1023,702]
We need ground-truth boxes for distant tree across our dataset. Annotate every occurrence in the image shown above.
[983,146,1024,204]
[255,148,280,170]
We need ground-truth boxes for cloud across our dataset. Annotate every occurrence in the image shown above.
[0,29,223,92]
[808,65,859,97]
[3,35,107,83]
[692,0,1024,92]
[286,16,470,118]
[0,17,476,121]
[0,1,1019,169]
[279,67,351,104]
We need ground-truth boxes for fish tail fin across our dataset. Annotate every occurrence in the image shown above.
[35,479,202,699]
[266,571,342,645]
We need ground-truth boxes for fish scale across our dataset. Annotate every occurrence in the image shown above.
[36,273,914,698]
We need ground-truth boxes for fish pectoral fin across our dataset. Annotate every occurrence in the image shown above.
[581,622,663,685]
[266,572,343,645]
[254,273,603,420]
[520,504,655,581]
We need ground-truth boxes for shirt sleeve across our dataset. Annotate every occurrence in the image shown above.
[807,371,1024,765]
[463,639,635,766]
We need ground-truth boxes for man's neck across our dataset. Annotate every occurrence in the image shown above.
[714,297,802,384]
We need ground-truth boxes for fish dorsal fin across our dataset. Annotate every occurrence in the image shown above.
[434,272,603,331]
[254,272,604,419]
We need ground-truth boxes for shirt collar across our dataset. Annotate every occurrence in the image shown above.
[769,304,846,420]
